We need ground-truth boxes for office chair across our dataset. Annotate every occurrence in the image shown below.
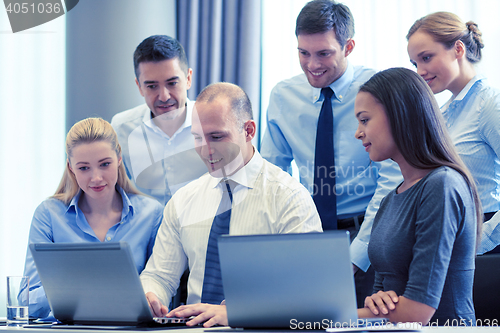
[473,253,500,322]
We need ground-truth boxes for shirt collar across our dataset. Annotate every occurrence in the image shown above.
[67,190,83,214]
[311,61,354,104]
[65,185,134,218]
[117,185,134,217]
[208,147,263,190]
[141,98,193,134]
[453,74,485,102]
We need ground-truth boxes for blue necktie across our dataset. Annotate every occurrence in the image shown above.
[313,87,337,230]
[201,179,233,304]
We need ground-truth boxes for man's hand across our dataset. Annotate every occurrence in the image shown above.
[145,292,169,317]
[167,303,228,327]
[364,290,399,315]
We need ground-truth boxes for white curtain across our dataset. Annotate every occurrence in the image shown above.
[261,0,500,139]
[0,10,66,317]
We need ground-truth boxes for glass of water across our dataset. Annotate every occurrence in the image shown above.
[6,276,29,327]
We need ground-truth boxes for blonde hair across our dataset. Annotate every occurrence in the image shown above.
[407,11,484,63]
[52,117,141,204]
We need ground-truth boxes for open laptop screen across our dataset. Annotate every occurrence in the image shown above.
[30,242,153,326]
[218,231,358,329]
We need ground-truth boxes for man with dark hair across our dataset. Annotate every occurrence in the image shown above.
[111,35,206,205]
[260,0,402,306]
[140,82,322,327]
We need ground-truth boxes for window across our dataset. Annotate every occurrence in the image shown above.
[0,10,66,316]
[261,0,500,141]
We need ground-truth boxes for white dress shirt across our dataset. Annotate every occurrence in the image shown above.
[111,100,207,205]
[140,149,322,306]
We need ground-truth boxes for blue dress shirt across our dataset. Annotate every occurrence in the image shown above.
[441,75,500,253]
[261,62,403,271]
[23,186,163,319]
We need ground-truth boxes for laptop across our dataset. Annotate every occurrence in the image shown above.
[29,242,188,328]
[218,231,359,329]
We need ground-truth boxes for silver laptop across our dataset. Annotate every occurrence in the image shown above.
[29,242,188,327]
[218,231,358,329]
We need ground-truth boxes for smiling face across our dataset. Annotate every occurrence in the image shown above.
[191,98,255,178]
[136,58,192,120]
[407,30,463,95]
[68,141,121,201]
[297,30,354,88]
[354,91,401,163]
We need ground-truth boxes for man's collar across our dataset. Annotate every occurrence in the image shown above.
[184,99,195,127]
[208,147,263,190]
[311,61,353,104]
[142,98,193,132]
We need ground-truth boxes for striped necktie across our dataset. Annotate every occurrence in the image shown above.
[200,179,233,304]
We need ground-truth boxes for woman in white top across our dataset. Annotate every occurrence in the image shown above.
[407,12,500,254]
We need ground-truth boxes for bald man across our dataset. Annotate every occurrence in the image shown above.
[140,82,322,327]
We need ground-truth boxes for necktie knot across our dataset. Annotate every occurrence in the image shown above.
[321,87,334,101]
[221,179,235,202]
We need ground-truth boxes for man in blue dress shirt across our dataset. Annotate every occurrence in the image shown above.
[260,0,402,306]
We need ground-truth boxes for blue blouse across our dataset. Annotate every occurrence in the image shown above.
[23,186,163,319]
[441,75,500,253]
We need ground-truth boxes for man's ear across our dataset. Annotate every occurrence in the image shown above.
[344,39,355,57]
[186,68,193,90]
[135,78,145,97]
[244,120,257,142]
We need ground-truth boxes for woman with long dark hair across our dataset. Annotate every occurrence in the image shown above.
[355,68,481,325]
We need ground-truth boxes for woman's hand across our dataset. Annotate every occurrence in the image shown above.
[364,290,399,316]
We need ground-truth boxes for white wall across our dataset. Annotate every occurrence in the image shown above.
[0,0,176,317]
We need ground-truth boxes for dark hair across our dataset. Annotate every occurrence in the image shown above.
[359,67,482,244]
[133,35,189,78]
[407,12,484,63]
[295,0,354,48]
[196,82,253,131]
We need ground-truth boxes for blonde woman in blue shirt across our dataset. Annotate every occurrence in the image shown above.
[23,118,163,319]
[407,12,500,254]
